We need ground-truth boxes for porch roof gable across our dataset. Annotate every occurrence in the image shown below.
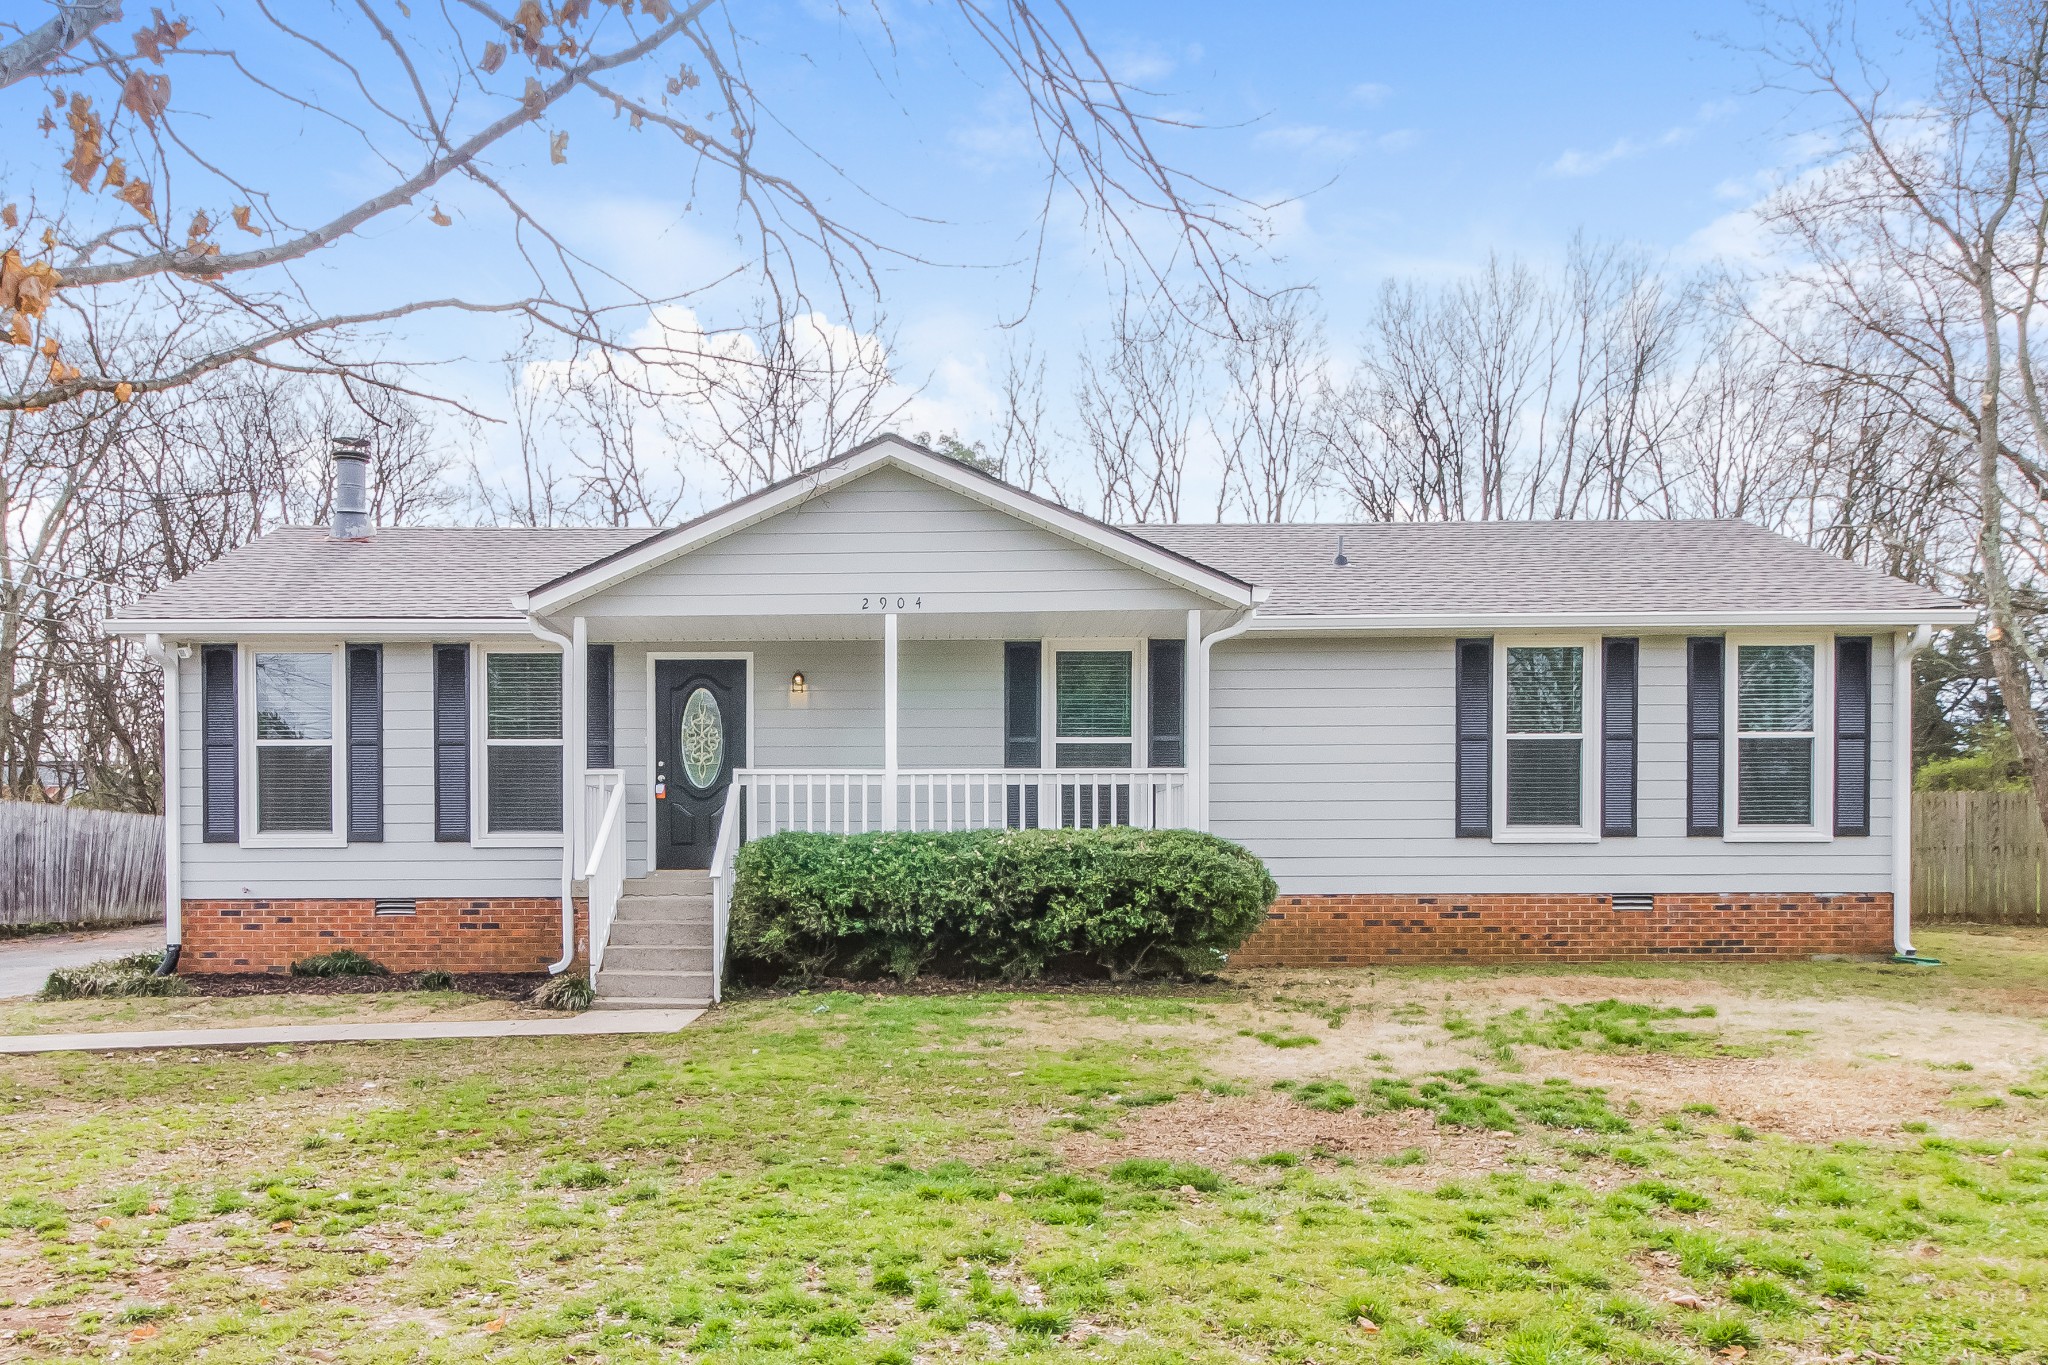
[519,436,1265,615]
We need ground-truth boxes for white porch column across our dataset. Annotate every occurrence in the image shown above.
[883,611,899,830]
[1892,625,1931,958]
[570,615,588,859]
[1184,608,1201,830]
[145,635,184,954]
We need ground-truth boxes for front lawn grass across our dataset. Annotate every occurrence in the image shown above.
[0,944,2044,1362]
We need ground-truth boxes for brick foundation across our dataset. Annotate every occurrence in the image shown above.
[1232,892,1893,966]
[179,896,589,975]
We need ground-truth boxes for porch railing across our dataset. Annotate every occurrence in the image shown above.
[706,781,744,1004]
[579,769,626,977]
[740,768,1190,839]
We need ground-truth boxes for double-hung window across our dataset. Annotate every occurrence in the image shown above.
[1495,639,1599,840]
[246,648,344,844]
[1052,649,1135,768]
[479,650,564,838]
[1727,638,1831,837]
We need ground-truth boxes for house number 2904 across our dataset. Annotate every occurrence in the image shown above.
[858,595,922,610]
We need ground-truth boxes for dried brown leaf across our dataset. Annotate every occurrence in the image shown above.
[429,205,452,226]
[116,179,156,223]
[8,313,33,346]
[101,157,127,189]
[122,71,172,125]
[63,95,102,190]
[186,210,211,243]
[522,77,546,111]
[231,204,261,235]
[114,381,134,402]
[0,204,15,229]
[549,130,568,164]
[643,0,672,19]
[480,41,506,75]
[39,336,57,358]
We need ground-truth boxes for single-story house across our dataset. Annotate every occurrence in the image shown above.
[109,435,1969,1006]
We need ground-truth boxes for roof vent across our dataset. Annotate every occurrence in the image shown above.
[330,435,371,540]
[1334,533,1349,567]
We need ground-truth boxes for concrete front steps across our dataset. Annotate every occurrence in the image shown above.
[592,870,716,1009]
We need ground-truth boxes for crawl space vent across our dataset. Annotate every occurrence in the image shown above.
[373,898,417,916]
[1611,893,1655,912]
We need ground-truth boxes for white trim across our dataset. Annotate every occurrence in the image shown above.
[883,614,899,831]
[1183,608,1201,825]
[1722,631,1835,843]
[1491,635,1602,844]
[1043,638,1146,772]
[1893,626,1932,955]
[1195,613,1256,830]
[109,617,532,639]
[643,652,756,871]
[520,437,1261,615]
[143,635,187,949]
[239,643,348,849]
[1243,609,1973,635]
[471,642,568,849]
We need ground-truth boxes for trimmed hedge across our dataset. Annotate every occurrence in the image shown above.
[728,826,1277,982]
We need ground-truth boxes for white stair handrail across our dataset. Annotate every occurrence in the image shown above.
[706,779,746,1004]
[580,772,626,977]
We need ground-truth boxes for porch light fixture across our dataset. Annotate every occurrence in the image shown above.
[790,671,808,705]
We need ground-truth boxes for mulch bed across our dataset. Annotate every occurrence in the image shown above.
[181,973,548,1000]
[730,972,1237,1000]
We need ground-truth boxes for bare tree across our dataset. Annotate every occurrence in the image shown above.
[1753,0,2048,837]
[1215,291,1326,521]
[0,1,1254,418]
[1076,299,1207,522]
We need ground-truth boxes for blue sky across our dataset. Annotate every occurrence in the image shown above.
[20,1,1931,506]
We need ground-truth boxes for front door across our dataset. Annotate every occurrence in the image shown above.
[653,658,747,869]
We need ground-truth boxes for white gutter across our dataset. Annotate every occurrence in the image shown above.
[1245,609,1976,635]
[140,634,189,958]
[525,614,578,975]
[1195,611,1258,830]
[108,617,533,639]
[1892,624,1934,958]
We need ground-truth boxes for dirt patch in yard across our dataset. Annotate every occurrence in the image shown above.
[183,972,548,999]
[1053,1091,1634,1189]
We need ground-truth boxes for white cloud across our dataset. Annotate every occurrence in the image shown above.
[1545,101,1736,178]
[1346,81,1393,107]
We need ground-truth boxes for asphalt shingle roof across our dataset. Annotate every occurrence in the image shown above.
[117,516,1960,624]
[1122,519,1960,618]
[117,527,653,621]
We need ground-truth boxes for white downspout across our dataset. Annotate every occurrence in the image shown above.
[526,614,578,975]
[142,634,188,962]
[1195,612,1257,832]
[1892,623,1934,959]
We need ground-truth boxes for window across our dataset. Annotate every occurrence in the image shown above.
[482,651,563,836]
[1494,639,1598,840]
[1729,639,1831,835]
[1053,650,1133,768]
[251,650,339,835]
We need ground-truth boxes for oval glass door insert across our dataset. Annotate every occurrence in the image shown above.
[680,687,724,789]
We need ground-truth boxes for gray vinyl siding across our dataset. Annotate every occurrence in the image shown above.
[178,644,561,900]
[1207,633,1896,895]
[577,465,1208,621]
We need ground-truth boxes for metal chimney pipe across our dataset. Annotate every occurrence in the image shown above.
[330,436,371,539]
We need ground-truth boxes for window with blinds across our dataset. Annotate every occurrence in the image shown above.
[253,651,336,833]
[1055,650,1133,768]
[485,652,563,833]
[1502,644,1587,829]
[1735,642,1816,827]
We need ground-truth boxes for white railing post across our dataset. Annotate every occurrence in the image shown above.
[706,779,746,1004]
[579,769,625,977]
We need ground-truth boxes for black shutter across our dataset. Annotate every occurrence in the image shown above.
[1601,638,1638,837]
[1003,641,1041,829]
[433,643,470,842]
[200,644,238,843]
[1454,638,1491,838]
[1686,637,1724,837]
[1148,638,1186,768]
[587,643,615,769]
[1004,642,1042,768]
[345,644,383,842]
[1835,636,1873,836]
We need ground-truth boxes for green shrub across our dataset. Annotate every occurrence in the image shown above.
[728,826,1277,981]
[40,953,186,1000]
[531,972,595,1011]
[415,970,456,992]
[290,949,389,978]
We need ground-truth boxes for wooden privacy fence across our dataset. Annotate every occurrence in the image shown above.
[0,802,164,928]
[1914,790,2048,925]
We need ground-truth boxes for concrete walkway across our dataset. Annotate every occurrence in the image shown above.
[0,1008,703,1054]
[0,923,164,999]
